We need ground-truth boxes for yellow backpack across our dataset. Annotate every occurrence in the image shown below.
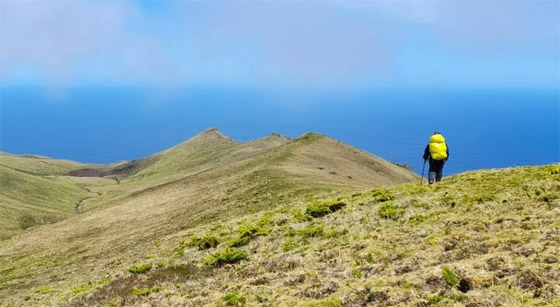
[429,134,448,160]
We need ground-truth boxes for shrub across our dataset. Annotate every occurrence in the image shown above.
[292,209,313,222]
[371,189,395,202]
[287,224,324,238]
[238,224,270,239]
[224,292,247,306]
[305,201,346,218]
[442,266,459,286]
[128,263,152,274]
[190,235,220,250]
[132,286,161,296]
[378,202,404,220]
[203,249,248,266]
[228,224,270,247]
[305,203,331,217]
[228,236,251,247]
[257,212,275,226]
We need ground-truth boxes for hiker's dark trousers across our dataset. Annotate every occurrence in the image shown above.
[428,159,445,184]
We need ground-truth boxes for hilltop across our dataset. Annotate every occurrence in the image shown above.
[0,129,416,241]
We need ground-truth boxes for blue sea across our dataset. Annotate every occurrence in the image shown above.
[1,87,558,175]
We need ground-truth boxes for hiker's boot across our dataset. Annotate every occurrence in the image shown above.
[429,172,436,184]
[436,171,443,182]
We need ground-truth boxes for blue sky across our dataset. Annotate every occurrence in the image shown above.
[1,0,558,89]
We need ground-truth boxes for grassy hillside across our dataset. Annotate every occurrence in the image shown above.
[0,152,90,175]
[0,165,95,240]
[0,128,419,305]
[1,164,558,306]
[259,133,417,187]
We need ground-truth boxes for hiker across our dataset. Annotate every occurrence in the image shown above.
[423,131,449,184]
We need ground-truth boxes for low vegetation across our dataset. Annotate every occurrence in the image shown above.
[227,223,271,247]
[305,200,346,218]
[202,249,248,266]
[223,292,247,306]
[132,286,161,296]
[128,263,152,274]
[1,140,558,306]
[189,235,220,250]
[442,266,459,287]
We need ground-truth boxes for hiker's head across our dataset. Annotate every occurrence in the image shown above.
[433,131,440,135]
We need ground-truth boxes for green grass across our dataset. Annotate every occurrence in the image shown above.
[370,188,395,202]
[0,165,94,239]
[305,200,346,218]
[34,286,52,294]
[442,266,459,286]
[287,224,324,238]
[378,201,405,220]
[128,263,152,274]
[223,292,247,305]
[351,268,363,278]
[228,223,271,247]
[0,153,88,175]
[190,235,220,250]
[1,134,558,307]
[132,286,161,296]
[202,249,248,266]
[427,295,443,305]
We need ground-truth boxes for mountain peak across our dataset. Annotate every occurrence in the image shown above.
[296,132,326,142]
[265,132,291,140]
[200,127,222,135]
[190,127,233,142]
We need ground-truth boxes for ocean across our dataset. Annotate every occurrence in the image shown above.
[1,87,558,176]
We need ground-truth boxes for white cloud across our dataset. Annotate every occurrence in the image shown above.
[0,0,176,86]
[0,0,557,88]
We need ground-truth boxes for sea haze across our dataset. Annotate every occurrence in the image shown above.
[1,87,558,175]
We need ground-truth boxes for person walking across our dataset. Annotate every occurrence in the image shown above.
[423,131,449,184]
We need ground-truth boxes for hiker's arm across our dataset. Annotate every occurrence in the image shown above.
[423,145,430,161]
[445,144,449,161]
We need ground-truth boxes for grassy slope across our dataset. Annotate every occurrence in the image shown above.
[0,152,91,175]
[1,165,558,306]
[0,165,95,240]
[0,130,420,306]
[265,133,418,187]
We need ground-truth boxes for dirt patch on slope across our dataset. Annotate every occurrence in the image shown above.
[68,159,148,178]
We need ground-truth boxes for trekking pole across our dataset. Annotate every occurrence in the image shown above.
[420,160,426,186]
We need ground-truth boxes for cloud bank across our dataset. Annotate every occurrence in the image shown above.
[1,0,558,88]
